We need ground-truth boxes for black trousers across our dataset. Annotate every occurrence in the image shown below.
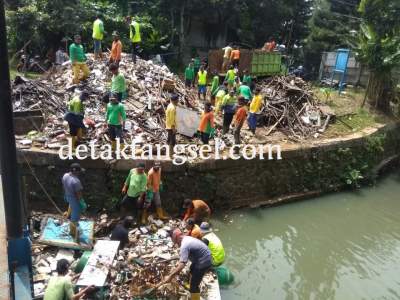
[200,132,210,144]
[167,129,176,146]
[190,264,210,293]
[223,113,234,134]
[131,42,139,63]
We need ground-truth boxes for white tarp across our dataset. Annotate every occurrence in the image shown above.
[176,107,201,137]
[76,240,120,287]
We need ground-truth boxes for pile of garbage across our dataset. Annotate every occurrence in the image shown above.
[12,54,201,149]
[31,212,218,300]
[258,76,331,140]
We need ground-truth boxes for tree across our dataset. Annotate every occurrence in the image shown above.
[304,0,360,77]
[357,0,400,112]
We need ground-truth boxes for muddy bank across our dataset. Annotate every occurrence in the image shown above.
[18,123,400,214]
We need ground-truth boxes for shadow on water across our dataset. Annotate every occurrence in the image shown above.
[214,172,400,300]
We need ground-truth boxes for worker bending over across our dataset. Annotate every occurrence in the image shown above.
[64,91,89,149]
[110,216,134,249]
[147,161,169,220]
[200,222,225,267]
[222,43,233,72]
[44,259,94,300]
[69,35,90,84]
[186,218,202,239]
[158,229,212,300]
[182,199,211,225]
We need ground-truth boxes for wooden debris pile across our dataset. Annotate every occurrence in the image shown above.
[12,54,200,148]
[259,75,329,140]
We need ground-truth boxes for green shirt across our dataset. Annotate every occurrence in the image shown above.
[43,276,74,300]
[194,58,201,69]
[124,168,147,197]
[243,75,252,86]
[211,76,220,96]
[69,43,86,63]
[106,102,126,126]
[222,94,237,106]
[67,96,84,114]
[111,73,126,93]
[225,69,236,82]
[238,85,252,100]
[185,67,195,80]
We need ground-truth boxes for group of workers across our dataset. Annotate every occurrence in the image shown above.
[59,160,224,300]
[66,14,141,85]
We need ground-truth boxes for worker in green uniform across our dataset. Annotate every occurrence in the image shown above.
[238,81,252,103]
[44,259,94,300]
[64,91,89,149]
[92,14,105,60]
[106,93,127,151]
[121,162,148,224]
[200,222,225,267]
[129,16,141,63]
[242,69,252,89]
[221,90,237,134]
[193,57,201,75]
[109,63,126,102]
[210,71,220,105]
[185,62,195,88]
[225,65,236,89]
[69,35,90,84]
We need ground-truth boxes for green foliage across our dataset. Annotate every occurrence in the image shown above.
[304,0,360,76]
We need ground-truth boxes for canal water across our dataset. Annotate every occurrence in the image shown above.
[214,174,400,300]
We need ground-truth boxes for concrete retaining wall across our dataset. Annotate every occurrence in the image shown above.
[18,123,400,214]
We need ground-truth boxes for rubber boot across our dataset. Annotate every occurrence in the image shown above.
[111,140,116,151]
[63,206,71,219]
[156,207,169,220]
[69,222,77,241]
[191,293,200,300]
[77,128,84,141]
[141,209,148,225]
[71,135,77,150]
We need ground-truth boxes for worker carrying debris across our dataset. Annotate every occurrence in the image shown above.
[62,163,86,242]
[182,199,211,225]
[147,161,169,220]
[43,259,95,300]
[69,35,90,84]
[92,14,105,60]
[200,222,225,267]
[156,229,212,300]
[64,90,89,149]
[109,31,122,66]
[121,162,147,223]
[222,43,233,72]
[106,93,127,151]
[129,16,142,64]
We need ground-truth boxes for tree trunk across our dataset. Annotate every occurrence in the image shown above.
[366,70,393,113]
[178,0,187,63]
